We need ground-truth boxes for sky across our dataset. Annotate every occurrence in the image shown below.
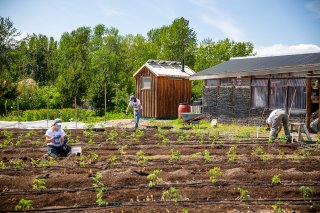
[1,0,320,56]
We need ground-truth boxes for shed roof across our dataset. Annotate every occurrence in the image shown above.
[190,52,320,80]
[133,60,195,78]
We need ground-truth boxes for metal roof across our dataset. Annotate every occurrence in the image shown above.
[133,60,195,78]
[190,52,320,80]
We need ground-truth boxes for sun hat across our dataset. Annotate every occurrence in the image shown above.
[52,118,62,126]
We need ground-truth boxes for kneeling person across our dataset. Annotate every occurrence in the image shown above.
[45,119,71,157]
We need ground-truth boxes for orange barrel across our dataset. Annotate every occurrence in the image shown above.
[178,102,190,119]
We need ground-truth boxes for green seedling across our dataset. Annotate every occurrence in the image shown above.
[169,148,181,162]
[227,145,238,163]
[15,198,33,211]
[162,187,180,202]
[136,150,153,164]
[271,174,281,185]
[271,201,284,213]
[203,149,212,163]
[181,208,189,213]
[31,157,56,167]
[299,186,314,198]
[118,145,128,156]
[237,187,250,201]
[209,167,223,184]
[76,155,86,167]
[9,159,24,170]
[107,156,119,166]
[177,135,184,144]
[189,152,202,159]
[91,172,108,206]
[147,170,163,188]
[32,177,47,190]
[87,152,99,164]
[0,161,5,170]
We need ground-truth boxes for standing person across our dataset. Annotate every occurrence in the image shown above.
[45,118,71,157]
[266,109,291,142]
[126,95,142,129]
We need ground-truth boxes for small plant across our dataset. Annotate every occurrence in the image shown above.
[31,157,56,167]
[272,201,284,213]
[181,208,189,213]
[9,159,25,170]
[118,145,128,156]
[162,136,169,146]
[87,152,99,164]
[0,161,5,170]
[136,150,153,164]
[107,156,119,166]
[169,148,181,162]
[91,172,108,206]
[271,174,281,185]
[32,177,47,190]
[189,152,202,159]
[76,155,86,167]
[15,198,33,211]
[299,186,314,198]
[147,170,163,188]
[209,167,223,184]
[177,135,184,144]
[237,187,250,201]
[260,154,269,161]
[162,187,180,202]
[251,145,264,157]
[203,149,212,163]
[275,148,285,159]
[227,145,238,163]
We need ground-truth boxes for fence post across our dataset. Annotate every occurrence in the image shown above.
[17,97,20,128]
[46,96,49,128]
[75,97,77,129]
[104,83,107,123]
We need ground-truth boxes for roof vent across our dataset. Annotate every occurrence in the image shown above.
[158,61,166,65]
[147,59,158,64]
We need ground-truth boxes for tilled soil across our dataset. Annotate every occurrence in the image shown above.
[0,128,319,212]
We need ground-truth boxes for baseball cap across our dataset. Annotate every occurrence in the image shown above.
[52,118,62,125]
[129,95,135,101]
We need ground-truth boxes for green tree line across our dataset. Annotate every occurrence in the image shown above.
[0,16,254,116]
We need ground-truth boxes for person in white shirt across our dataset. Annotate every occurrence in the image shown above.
[266,109,291,142]
[45,118,70,157]
[126,95,142,129]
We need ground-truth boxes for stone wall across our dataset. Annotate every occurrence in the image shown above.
[203,86,305,125]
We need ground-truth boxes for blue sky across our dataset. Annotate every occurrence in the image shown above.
[1,0,320,55]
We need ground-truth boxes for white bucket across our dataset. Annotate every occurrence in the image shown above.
[211,119,217,127]
[71,146,82,155]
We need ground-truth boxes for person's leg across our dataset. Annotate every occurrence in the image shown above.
[270,114,281,142]
[282,114,291,140]
[47,145,58,157]
[134,110,139,128]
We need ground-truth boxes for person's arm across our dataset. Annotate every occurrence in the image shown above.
[45,135,54,143]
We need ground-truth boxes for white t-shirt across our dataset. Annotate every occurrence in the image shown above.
[266,109,283,124]
[45,128,66,147]
[130,99,142,111]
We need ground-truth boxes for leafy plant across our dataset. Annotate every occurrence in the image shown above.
[147,170,163,188]
[237,187,250,201]
[32,177,47,190]
[118,145,128,156]
[107,156,119,166]
[271,174,281,185]
[91,172,108,206]
[181,208,189,213]
[299,186,314,198]
[136,150,153,164]
[9,159,25,170]
[76,155,86,167]
[15,198,33,211]
[31,157,56,167]
[169,148,181,162]
[189,152,202,159]
[203,149,212,163]
[272,201,284,213]
[209,167,223,184]
[0,161,5,170]
[162,187,180,202]
[87,152,99,164]
[227,145,238,163]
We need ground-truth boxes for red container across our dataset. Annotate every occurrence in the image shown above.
[178,103,190,119]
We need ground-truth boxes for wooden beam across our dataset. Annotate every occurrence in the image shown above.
[306,77,311,130]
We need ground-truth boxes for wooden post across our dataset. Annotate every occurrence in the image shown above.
[306,76,311,130]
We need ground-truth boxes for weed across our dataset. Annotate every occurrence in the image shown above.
[209,167,223,184]
[147,170,163,188]
[169,148,181,162]
[203,149,212,163]
[271,174,281,185]
[162,187,180,202]
[227,145,238,163]
[271,201,284,213]
[237,187,250,201]
[15,198,33,211]
[32,177,47,190]
[299,186,314,198]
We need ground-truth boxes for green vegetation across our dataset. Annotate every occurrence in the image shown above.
[162,187,180,202]
[136,150,153,164]
[9,159,24,170]
[91,172,108,206]
[299,186,314,198]
[15,198,33,211]
[31,157,56,167]
[271,174,282,185]
[209,167,223,184]
[203,149,212,163]
[168,148,181,162]
[237,187,250,201]
[0,160,5,170]
[32,177,47,190]
[271,201,284,213]
[107,156,119,166]
[147,170,163,188]
[227,145,238,163]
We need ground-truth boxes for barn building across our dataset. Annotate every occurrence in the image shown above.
[189,52,320,129]
[133,60,195,119]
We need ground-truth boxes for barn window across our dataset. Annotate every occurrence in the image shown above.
[252,79,268,108]
[270,79,286,109]
[141,77,152,89]
[206,79,219,86]
[287,79,306,109]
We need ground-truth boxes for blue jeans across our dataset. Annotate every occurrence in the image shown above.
[134,109,142,128]
[47,138,70,157]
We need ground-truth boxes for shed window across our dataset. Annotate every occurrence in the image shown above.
[141,77,152,89]
[206,79,219,86]
[287,79,306,109]
[252,79,268,108]
[270,79,286,109]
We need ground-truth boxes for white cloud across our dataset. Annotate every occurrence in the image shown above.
[255,44,320,56]
[306,0,320,19]
[190,0,245,41]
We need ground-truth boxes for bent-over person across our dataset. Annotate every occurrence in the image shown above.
[266,109,291,142]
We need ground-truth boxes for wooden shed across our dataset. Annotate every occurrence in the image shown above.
[133,60,195,119]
